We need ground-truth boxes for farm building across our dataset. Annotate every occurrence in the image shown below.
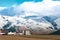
[16,26,31,35]
[0,29,8,35]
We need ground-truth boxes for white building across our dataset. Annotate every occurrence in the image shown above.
[16,25,31,35]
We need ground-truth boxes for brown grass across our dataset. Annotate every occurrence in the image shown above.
[0,35,60,40]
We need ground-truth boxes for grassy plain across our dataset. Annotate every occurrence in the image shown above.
[0,35,60,40]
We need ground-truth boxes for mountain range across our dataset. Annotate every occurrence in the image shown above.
[0,6,60,34]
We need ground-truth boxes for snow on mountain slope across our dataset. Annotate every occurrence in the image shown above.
[0,15,8,29]
[54,18,60,30]
[0,15,57,34]
[26,19,56,34]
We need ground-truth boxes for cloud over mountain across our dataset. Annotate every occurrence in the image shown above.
[0,0,60,16]
[0,0,60,34]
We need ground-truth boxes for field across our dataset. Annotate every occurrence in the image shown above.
[0,35,60,40]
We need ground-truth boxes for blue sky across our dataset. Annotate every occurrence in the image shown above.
[0,0,43,7]
[0,0,60,7]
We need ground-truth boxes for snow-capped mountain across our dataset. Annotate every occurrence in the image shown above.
[0,6,60,34]
[0,0,60,35]
[0,15,57,34]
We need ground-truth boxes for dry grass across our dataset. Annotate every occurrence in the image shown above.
[0,35,60,40]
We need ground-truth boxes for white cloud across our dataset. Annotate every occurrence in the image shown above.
[0,7,7,11]
[0,0,60,16]
[15,0,60,16]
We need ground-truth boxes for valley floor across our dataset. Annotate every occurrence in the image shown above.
[0,35,60,40]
